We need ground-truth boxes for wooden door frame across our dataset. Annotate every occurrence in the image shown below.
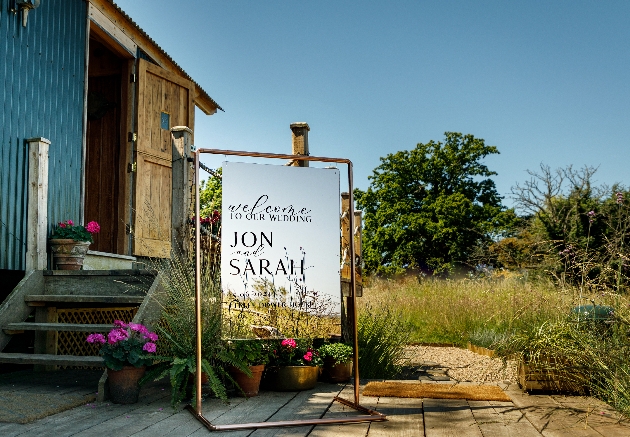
[84,9,137,255]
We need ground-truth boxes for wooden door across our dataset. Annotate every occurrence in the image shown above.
[133,58,194,257]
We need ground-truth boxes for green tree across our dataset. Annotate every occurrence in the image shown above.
[355,132,508,275]
[199,168,222,217]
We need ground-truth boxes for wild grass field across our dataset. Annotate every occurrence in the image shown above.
[359,273,630,417]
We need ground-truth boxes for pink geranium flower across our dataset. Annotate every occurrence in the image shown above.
[145,332,158,342]
[281,338,297,349]
[108,328,129,344]
[86,221,100,234]
[143,342,157,353]
[86,333,106,344]
[303,351,313,362]
[113,320,128,328]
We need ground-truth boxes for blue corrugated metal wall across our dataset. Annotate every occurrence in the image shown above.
[0,0,87,270]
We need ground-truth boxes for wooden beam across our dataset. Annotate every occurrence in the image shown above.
[88,3,137,58]
[89,0,219,115]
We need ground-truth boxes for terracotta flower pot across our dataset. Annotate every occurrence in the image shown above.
[49,239,91,270]
[263,366,320,391]
[229,364,265,397]
[322,357,353,383]
[107,365,146,404]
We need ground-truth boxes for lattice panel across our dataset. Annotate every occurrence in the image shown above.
[57,307,138,368]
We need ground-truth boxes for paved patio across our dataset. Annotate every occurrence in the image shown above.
[1,376,629,436]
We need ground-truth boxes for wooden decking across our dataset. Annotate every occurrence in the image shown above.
[1,377,629,436]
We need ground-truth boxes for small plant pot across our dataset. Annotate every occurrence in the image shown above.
[263,366,320,391]
[49,239,91,270]
[229,364,265,397]
[107,366,146,404]
[321,357,352,383]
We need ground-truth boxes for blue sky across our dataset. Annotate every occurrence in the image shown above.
[116,0,629,208]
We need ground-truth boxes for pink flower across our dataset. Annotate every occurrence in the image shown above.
[303,351,313,362]
[59,222,66,228]
[113,320,128,328]
[143,342,157,353]
[129,323,149,335]
[67,220,74,226]
[281,338,297,349]
[86,221,100,234]
[86,333,106,344]
[108,328,129,344]
[145,332,158,342]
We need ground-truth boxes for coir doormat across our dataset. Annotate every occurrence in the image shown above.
[363,381,512,402]
[0,369,101,423]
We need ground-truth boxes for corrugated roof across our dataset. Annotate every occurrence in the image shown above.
[107,0,223,113]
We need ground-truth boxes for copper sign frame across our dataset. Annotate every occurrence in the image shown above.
[187,148,386,431]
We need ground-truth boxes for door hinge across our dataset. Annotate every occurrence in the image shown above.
[130,73,136,83]
[128,162,137,173]
[125,224,133,235]
[128,132,137,142]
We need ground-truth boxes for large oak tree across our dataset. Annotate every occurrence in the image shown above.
[355,132,508,275]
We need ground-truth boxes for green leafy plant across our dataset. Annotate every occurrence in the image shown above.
[357,306,409,378]
[50,219,100,242]
[225,339,270,367]
[318,343,353,365]
[85,321,157,370]
[139,251,246,408]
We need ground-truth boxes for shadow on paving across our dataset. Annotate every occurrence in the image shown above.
[0,369,102,423]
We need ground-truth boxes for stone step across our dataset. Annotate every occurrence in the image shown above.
[25,294,145,307]
[0,352,105,367]
[43,269,155,297]
[3,322,112,334]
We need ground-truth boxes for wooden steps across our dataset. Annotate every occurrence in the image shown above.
[0,269,159,375]
[25,294,145,306]
[3,322,112,334]
[0,352,105,367]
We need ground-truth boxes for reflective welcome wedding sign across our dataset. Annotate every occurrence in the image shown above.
[221,162,341,316]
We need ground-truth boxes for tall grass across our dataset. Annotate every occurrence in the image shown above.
[359,274,572,345]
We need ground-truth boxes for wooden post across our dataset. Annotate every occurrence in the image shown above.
[290,122,309,167]
[340,195,363,342]
[34,306,57,371]
[26,138,50,271]
[354,210,363,298]
[171,126,193,258]
[340,192,353,343]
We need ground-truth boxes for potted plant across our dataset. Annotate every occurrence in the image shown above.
[86,320,158,404]
[225,339,270,397]
[318,343,353,383]
[49,219,100,269]
[264,338,322,391]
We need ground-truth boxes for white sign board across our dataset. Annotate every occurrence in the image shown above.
[221,162,341,315]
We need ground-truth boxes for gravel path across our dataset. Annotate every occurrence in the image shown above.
[401,345,518,384]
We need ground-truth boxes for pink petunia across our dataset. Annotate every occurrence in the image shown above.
[86,221,100,234]
[143,342,157,353]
